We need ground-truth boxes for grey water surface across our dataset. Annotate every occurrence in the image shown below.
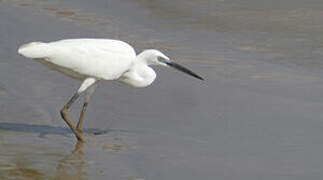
[1,0,323,179]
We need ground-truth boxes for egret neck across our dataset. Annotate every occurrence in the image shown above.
[119,51,158,88]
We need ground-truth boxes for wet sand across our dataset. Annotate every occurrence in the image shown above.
[2,0,323,179]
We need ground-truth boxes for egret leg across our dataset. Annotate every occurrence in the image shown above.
[60,93,85,142]
[77,83,97,133]
[77,102,88,134]
[60,77,98,142]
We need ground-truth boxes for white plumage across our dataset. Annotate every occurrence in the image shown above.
[19,39,135,82]
[18,38,203,142]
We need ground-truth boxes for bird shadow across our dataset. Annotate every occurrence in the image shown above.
[0,122,108,138]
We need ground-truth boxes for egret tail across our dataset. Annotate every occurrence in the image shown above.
[18,42,50,59]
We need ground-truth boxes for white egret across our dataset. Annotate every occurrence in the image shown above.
[18,38,203,142]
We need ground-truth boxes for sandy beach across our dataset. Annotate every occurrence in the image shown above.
[1,0,323,179]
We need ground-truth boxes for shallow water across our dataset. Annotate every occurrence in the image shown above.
[9,0,323,73]
[2,0,323,179]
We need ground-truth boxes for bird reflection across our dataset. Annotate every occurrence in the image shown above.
[54,142,88,180]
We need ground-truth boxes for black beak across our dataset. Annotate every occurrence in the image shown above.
[165,61,204,80]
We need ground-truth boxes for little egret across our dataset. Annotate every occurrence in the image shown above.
[18,38,203,142]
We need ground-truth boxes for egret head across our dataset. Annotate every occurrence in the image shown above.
[138,49,204,80]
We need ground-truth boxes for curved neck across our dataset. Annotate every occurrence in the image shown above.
[119,57,156,88]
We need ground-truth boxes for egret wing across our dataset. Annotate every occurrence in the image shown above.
[19,39,136,80]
